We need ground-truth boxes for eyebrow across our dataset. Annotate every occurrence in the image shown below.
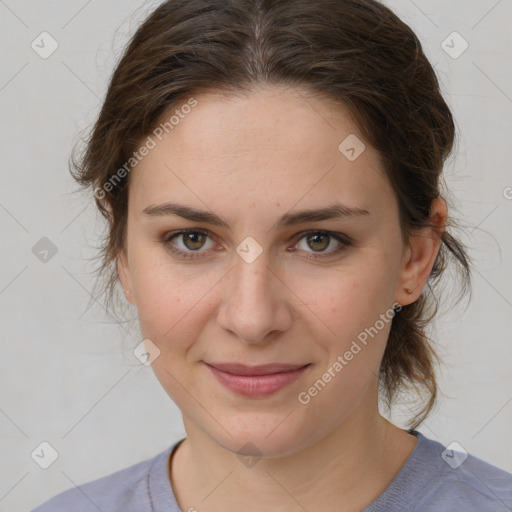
[142,201,370,230]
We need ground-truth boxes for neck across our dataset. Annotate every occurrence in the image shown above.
[170,393,417,512]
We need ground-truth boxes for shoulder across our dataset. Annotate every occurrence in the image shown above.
[30,444,174,512]
[366,431,512,512]
[424,439,512,509]
[407,433,512,511]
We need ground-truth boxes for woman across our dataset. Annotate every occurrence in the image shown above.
[32,0,512,510]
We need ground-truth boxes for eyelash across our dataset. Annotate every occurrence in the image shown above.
[161,229,352,261]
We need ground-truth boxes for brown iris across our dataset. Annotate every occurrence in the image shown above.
[306,233,330,252]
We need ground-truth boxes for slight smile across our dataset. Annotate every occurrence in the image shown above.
[203,362,313,397]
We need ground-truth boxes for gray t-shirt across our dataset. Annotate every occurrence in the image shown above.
[31,431,512,511]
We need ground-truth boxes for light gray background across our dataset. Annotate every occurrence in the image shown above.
[0,0,511,510]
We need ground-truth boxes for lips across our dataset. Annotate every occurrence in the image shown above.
[204,362,311,397]
[204,362,310,376]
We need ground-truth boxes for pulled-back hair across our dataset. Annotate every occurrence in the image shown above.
[71,0,471,428]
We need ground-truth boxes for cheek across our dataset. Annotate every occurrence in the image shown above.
[296,253,398,392]
[295,269,397,425]
[130,233,398,362]
[131,238,398,347]
[129,249,220,354]
[301,253,397,339]
[135,275,200,340]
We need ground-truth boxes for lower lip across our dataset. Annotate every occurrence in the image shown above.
[205,364,310,397]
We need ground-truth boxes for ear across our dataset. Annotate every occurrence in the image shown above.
[395,197,447,306]
[117,248,135,305]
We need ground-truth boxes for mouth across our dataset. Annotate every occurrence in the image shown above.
[203,362,312,397]
[204,362,310,376]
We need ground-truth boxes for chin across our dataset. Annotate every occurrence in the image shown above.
[207,415,316,460]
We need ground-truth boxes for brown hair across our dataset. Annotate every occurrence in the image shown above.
[71,0,471,428]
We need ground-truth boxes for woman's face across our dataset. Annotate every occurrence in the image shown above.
[118,85,429,457]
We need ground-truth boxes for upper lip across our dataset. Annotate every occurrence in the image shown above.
[204,362,310,376]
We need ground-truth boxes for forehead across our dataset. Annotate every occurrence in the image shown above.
[128,85,393,222]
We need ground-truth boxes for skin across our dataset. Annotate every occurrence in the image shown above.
[117,84,447,512]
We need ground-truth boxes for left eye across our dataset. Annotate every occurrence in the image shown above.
[293,231,348,258]
[161,229,350,260]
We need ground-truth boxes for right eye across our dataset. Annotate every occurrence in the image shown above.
[161,229,217,259]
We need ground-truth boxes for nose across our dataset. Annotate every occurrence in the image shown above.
[216,251,293,345]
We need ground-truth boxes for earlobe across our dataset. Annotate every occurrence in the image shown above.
[395,198,447,306]
[117,250,134,304]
